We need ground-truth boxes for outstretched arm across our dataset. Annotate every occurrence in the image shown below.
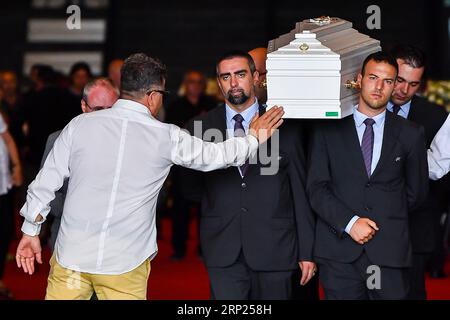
[171,106,284,171]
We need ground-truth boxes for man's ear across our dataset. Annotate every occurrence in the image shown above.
[216,77,224,94]
[357,73,362,86]
[147,93,159,117]
[81,100,88,113]
[253,70,260,85]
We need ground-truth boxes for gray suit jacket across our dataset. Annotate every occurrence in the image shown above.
[40,130,67,249]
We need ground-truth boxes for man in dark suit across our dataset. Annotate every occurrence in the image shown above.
[182,51,316,299]
[307,52,429,300]
[388,45,449,299]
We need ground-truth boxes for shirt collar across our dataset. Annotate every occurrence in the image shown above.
[353,105,386,128]
[225,98,259,126]
[386,100,412,113]
[112,99,154,117]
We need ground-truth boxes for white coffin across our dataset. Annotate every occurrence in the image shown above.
[266,17,381,119]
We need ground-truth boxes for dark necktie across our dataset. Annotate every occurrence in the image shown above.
[392,104,401,115]
[361,118,375,177]
[233,114,249,177]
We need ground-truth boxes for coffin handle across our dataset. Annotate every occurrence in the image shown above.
[345,79,360,90]
[260,79,267,89]
[299,43,309,52]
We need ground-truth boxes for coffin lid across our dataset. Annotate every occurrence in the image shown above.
[265,17,382,119]
[267,17,380,59]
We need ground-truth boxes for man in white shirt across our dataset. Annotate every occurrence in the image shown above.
[41,77,119,252]
[15,53,284,300]
[428,114,450,180]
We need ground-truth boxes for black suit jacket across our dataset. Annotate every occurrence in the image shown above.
[406,96,449,253]
[182,104,315,271]
[307,111,428,268]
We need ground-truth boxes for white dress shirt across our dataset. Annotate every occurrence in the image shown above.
[428,114,450,180]
[225,98,259,177]
[20,99,258,274]
[386,100,411,119]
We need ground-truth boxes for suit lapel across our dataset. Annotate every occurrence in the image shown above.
[407,97,419,122]
[371,111,401,178]
[342,116,369,180]
[208,104,243,179]
[238,104,266,178]
[210,104,227,142]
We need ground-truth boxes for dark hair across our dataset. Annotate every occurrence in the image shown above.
[120,53,167,97]
[361,51,398,76]
[390,44,426,69]
[31,64,47,73]
[216,50,256,76]
[69,62,93,78]
[36,65,56,84]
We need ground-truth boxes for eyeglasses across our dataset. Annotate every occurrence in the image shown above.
[83,99,110,111]
[146,89,170,97]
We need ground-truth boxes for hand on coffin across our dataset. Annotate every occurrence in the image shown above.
[248,106,284,144]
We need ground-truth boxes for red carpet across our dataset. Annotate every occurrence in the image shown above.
[3,217,450,300]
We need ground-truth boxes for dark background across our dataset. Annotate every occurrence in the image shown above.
[0,0,448,92]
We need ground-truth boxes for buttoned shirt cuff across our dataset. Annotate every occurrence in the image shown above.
[21,220,42,236]
[344,215,360,234]
[428,150,449,181]
[20,196,50,225]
